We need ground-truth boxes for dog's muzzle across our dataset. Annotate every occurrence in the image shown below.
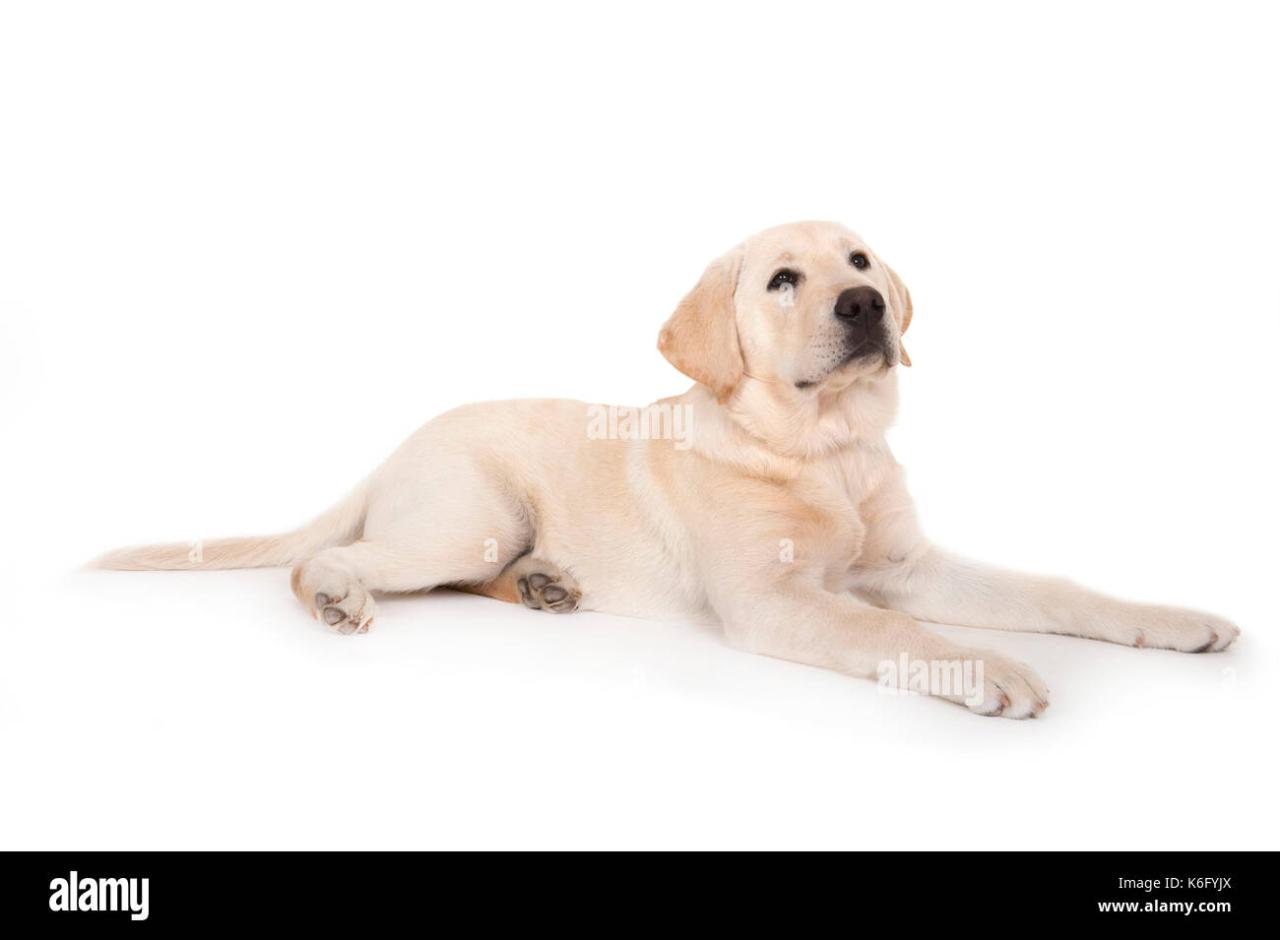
[834,286,891,364]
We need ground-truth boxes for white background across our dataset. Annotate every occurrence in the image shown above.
[2,1,1277,849]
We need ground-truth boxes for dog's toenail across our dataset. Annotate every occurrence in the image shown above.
[543,586,566,603]
[528,573,551,590]
[1134,631,1145,648]
[316,593,332,607]
[323,607,347,625]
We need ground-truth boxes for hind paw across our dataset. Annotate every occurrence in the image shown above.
[314,585,375,634]
[511,557,581,613]
[291,562,375,635]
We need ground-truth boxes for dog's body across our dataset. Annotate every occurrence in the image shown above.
[98,221,1239,717]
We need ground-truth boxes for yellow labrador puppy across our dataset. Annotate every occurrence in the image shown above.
[98,221,1238,717]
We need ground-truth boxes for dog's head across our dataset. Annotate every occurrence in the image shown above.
[658,221,912,403]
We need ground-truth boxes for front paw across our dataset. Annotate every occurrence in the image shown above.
[1124,606,1239,653]
[964,651,1050,719]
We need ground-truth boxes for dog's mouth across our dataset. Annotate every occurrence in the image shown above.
[840,342,887,367]
[795,344,891,389]
[836,341,894,376]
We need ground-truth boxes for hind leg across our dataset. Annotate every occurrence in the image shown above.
[291,468,532,633]
[292,535,533,633]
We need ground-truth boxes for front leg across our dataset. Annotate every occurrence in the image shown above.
[856,548,1239,653]
[713,575,1049,718]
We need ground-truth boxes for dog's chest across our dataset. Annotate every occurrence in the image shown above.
[805,444,887,568]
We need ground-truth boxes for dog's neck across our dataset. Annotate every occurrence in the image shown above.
[677,372,899,473]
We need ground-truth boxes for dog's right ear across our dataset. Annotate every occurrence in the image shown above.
[657,248,744,402]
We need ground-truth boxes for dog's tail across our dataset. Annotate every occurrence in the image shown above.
[91,481,369,571]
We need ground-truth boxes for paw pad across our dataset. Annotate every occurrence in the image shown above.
[518,572,580,613]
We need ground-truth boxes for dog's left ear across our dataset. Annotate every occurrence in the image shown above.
[883,263,913,367]
[657,248,745,402]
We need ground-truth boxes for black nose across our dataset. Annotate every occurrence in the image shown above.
[834,286,885,325]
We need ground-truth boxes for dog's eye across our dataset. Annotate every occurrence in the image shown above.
[767,268,801,291]
[849,252,870,270]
